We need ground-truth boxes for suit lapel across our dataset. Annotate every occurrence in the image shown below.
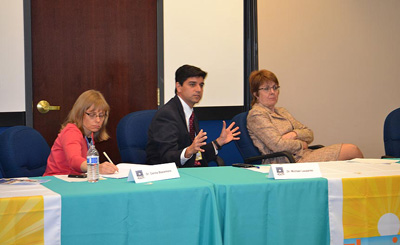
[173,96,189,131]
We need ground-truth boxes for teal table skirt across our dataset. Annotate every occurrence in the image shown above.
[180,166,330,245]
[41,175,223,245]
[39,166,330,245]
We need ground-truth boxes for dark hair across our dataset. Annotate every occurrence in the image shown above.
[249,69,280,106]
[175,64,207,86]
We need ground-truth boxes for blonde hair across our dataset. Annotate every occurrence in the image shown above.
[249,69,280,107]
[61,90,110,142]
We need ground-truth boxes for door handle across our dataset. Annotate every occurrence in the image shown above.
[37,100,60,113]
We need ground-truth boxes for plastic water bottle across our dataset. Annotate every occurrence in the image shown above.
[87,144,99,182]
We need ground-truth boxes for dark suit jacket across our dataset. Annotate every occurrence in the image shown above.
[146,96,216,167]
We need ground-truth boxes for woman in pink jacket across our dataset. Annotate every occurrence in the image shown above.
[44,90,118,176]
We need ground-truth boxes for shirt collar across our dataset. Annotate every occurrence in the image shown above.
[178,95,194,126]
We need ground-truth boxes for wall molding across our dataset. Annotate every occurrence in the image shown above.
[194,106,245,121]
[0,112,26,126]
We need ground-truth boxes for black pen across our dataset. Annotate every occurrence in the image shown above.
[68,174,87,178]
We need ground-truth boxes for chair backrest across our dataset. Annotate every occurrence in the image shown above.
[384,108,400,157]
[0,158,4,178]
[0,129,5,177]
[231,111,263,164]
[116,110,157,163]
[0,126,50,177]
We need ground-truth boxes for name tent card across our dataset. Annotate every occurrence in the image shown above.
[127,162,180,183]
[268,163,322,179]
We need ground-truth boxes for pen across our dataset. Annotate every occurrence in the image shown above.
[103,152,119,174]
[103,151,114,164]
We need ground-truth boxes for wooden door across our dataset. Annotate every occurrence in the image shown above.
[31,0,158,163]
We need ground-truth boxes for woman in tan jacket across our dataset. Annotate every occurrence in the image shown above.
[247,69,363,164]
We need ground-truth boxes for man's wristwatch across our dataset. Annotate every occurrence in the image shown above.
[213,140,222,150]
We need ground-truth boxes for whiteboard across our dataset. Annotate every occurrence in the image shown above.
[163,0,244,107]
[0,0,25,112]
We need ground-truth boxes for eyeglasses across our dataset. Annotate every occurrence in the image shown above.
[85,112,106,120]
[259,85,280,92]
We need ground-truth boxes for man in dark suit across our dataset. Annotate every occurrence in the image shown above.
[146,64,240,167]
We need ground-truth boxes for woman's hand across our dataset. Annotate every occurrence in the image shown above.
[282,131,297,140]
[301,141,308,150]
[99,162,119,174]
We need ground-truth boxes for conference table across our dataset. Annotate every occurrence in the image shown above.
[180,167,330,245]
[41,173,223,245]
[2,159,400,245]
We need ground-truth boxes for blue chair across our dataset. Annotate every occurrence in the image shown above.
[232,112,324,164]
[117,110,225,166]
[231,111,296,164]
[0,129,4,178]
[0,162,4,178]
[383,108,400,158]
[117,110,157,163]
[0,126,50,177]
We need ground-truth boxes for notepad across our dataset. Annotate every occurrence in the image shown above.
[348,158,400,164]
[101,163,147,179]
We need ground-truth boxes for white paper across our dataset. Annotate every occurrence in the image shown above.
[245,165,270,173]
[101,163,146,179]
[347,158,400,164]
[53,175,88,182]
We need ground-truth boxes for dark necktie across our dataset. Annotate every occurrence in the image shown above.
[189,112,201,166]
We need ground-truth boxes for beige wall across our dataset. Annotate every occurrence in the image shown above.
[258,0,400,158]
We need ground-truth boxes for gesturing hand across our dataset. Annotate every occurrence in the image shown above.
[215,121,240,146]
[185,129,207,158]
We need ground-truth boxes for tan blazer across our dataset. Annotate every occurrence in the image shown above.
[247,103,314,163]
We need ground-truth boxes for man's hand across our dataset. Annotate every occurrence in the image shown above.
[185,129,207,158]
[215,121,240,146]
